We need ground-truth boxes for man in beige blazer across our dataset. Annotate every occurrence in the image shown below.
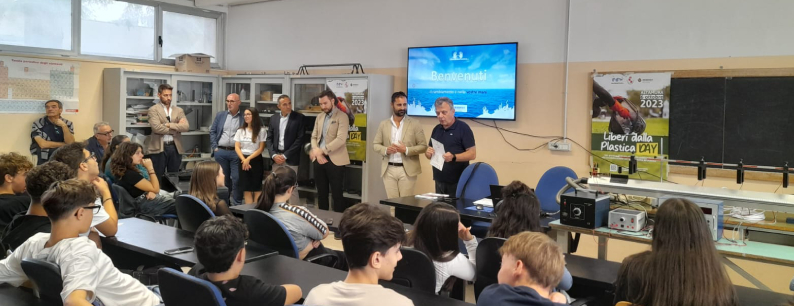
[310,90,350,212]
[373,91,427,199]
[146,84,189,179]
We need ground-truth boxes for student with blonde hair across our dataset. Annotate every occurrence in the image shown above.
[189,160,231,216]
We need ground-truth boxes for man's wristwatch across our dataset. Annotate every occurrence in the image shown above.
[452,154,457,162]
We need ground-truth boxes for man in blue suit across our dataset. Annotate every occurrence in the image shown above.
[210,94,244,205]
[266,95,305,205]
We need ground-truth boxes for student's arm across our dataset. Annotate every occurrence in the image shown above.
[281,284,302,305]
[234,139,246,161]
[64,290,93,306]
[92,178,118,237]
[323,113,350,155]
[0,243,30,286]
[132,160,159,193]
[214,200,232,216]
[249,132,266,159]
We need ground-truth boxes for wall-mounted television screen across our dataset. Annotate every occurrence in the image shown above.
[407,42,518,120]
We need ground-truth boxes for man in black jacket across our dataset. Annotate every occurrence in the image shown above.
[266,95,305,205]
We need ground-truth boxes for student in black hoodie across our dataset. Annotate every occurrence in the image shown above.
[477,231,567,306]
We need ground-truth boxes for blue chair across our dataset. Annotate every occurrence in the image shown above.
[21,258,63,305]
[175,194,216,232]
[535,166,580,252]
[535,166,578,213]
[244,209,337,266]
[158,267,226,306]
[456,162,498,238]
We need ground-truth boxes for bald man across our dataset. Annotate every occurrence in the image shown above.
[210,93,245,205]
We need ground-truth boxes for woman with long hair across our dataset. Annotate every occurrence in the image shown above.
[487,180,572,291]
[614,198,738,306]
[255,167,344,268]
[110,142,176,217]
[405,202,478,294]
[234,109,266,204]
[189,160,231,216]
[102,135,150,182]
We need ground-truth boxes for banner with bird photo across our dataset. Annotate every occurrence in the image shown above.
[326,79,368,161]
[591,72,671,181]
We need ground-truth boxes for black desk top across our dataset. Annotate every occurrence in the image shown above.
[241,255,472,306]
[380,196,558,227]
[101,218,276,267]
[0,284,43,306]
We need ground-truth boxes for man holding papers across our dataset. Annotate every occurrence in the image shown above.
[425,97,476,195]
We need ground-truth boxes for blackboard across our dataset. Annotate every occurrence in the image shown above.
[669,76,794,168]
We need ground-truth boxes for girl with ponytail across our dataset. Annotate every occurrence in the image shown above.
[255,167,346,269]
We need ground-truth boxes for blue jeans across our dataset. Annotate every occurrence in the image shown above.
[214,149,242,205]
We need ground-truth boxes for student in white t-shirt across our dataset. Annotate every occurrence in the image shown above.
[234,109,266,204]
[0,179,161,306]
[304,203,413,306]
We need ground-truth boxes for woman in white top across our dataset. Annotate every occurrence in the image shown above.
[234,109,266,204]
[405,202,478,294]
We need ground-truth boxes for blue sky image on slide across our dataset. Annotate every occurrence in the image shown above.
[407,43,517,120]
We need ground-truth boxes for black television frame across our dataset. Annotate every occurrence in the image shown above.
[406,42,519,121]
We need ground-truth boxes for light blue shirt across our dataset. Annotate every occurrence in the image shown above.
[218,111,241,147]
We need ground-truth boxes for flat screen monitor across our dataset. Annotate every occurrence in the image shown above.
[407,42,518,120]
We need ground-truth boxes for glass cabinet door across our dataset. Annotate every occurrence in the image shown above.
[222,79,252,109]
[173,75,217,161]
[253,78,288,119]
[292,79,326,115]
[124,73,170,135]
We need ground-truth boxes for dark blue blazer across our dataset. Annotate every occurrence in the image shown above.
[266,112,305,166]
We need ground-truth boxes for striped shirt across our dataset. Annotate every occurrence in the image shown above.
[269,202,328,251]
[30,116,73,163]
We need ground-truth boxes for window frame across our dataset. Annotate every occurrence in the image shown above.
[0,0,225,69]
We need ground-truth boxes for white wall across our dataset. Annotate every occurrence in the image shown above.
[569,0,794,62]
[227,0,794,70]
[227,0,568,70]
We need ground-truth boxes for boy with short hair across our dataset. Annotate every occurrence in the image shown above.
[304,203,413,306]
[0,152,34,229]
[1,161,74,253]
[194,215,302,306]
[477,231,568,306]
[0,179,161,306]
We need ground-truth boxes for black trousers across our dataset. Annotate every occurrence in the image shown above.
[149,143,181,180]
[306,242,348,271]
[435,181,459,196]
[314,159,345,212]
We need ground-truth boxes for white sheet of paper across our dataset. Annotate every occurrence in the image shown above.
[430,138,445,171]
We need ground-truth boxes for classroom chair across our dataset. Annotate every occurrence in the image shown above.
[175,194,216,232]
[473,237,507,300]
[20,258,65,305]
[244,209,337,265]
[456,162,498,238]
[158,267,226,306]
[387,247,465,300]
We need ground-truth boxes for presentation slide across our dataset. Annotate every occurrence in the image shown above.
[407,43,517,120]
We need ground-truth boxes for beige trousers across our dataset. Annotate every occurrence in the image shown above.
[383,165,417,199]
[273,163,301,206]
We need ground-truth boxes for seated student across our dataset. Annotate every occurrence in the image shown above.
[110,142,176,217]
[0,179,162,306]
[477,231,568,306]
[51,143,118,239]
[255,167,344,267]
[0,152,33,229]
[102,135,148,181]
[405,202,478,294]
[614,198,738,306]
[194,215,301,306]
[189,160,231,216]
[304,203,412,306]
[1,162,74,253]
[487,181,572,291]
